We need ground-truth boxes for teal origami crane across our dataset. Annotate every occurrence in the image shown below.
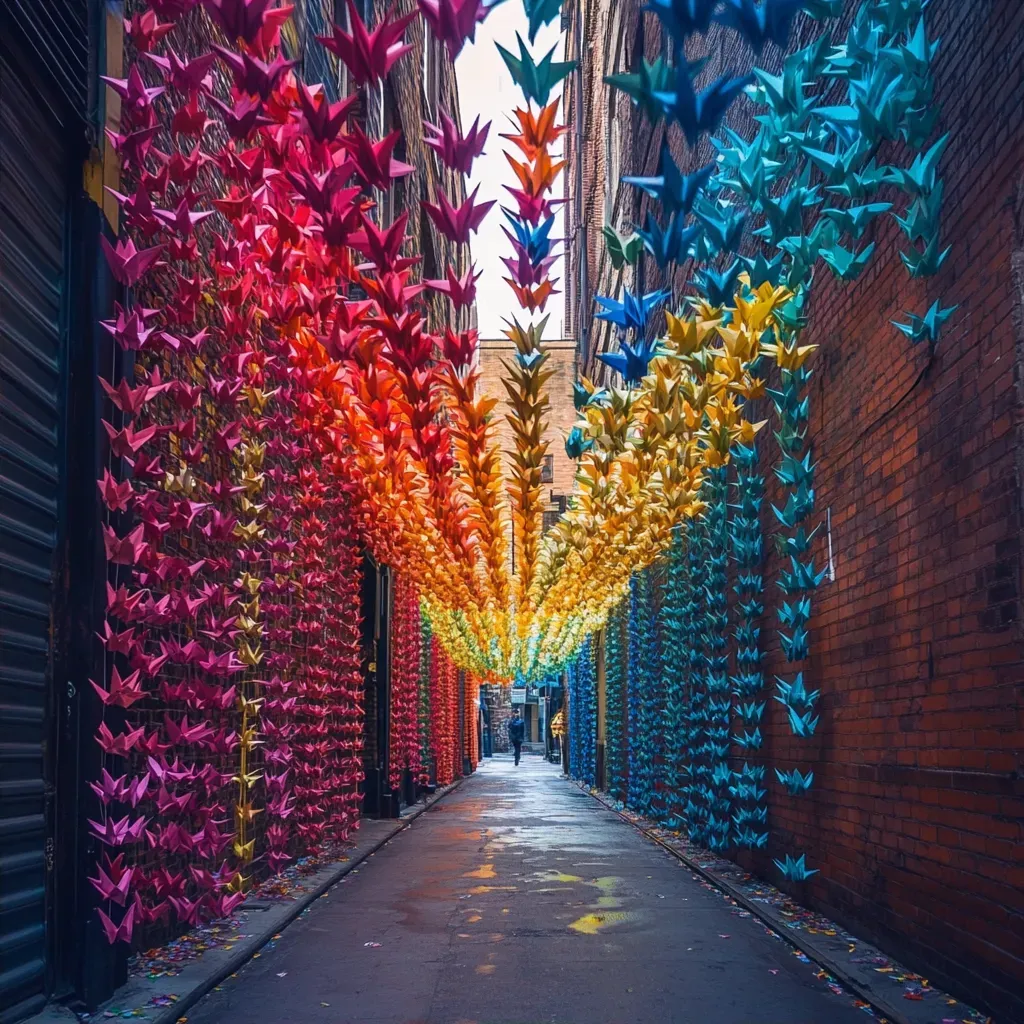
[572,380,610,410]
[775,768,814,795]
[637,212,700,268]
[892,299,957,347]
[496,34,576,106]
[774,853,819,881]
[605,57,676,124]
[522,0,562,42]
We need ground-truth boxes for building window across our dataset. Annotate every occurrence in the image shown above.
[543,510,561,534]
[541,454,554,483]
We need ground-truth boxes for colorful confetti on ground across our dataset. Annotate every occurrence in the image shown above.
[588,787,994,1024]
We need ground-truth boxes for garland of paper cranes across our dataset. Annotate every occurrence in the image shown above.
[90,0,950,947]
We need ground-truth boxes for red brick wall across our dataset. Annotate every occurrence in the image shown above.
[746,4,1024,1018]
[566,0,1024,1018]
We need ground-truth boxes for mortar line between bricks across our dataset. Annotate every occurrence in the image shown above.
[576,781,920,1024]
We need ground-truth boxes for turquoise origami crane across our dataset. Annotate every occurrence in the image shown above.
[774,853,818,881]
[775,768,814,794]
[496,34,576,106]
[892,299,957,348]
[637,212,700,268]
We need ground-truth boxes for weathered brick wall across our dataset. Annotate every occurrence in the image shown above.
[564,0,1024,1018]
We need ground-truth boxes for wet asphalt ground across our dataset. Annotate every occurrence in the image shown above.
[185,755,869,1024]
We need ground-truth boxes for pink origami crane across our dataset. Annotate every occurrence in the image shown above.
[317,0,415,86]
[421,186,494,244]
[418,0,499,58]
[423,110,489,173]
[424,263,481,310]
[100,237,164,287]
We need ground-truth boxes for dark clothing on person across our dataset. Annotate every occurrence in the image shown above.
[509,716,525,765]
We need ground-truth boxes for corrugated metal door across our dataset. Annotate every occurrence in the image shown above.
[0,43,72,1022]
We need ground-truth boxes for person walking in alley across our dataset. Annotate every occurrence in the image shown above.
[508,713,525,765]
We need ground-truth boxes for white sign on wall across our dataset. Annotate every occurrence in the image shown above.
[510,687,526,705]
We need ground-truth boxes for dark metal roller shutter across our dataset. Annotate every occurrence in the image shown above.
[6,1,89,119]
[0,47,71,1023]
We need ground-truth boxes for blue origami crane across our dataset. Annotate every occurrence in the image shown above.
[715,0,806,55]
[594,287,671,334]
[502,211,557,263]
[598,336,663,385]
[643,0,718,44]
[623,142,714,215]
[572,380,610,410]
[655,64,751,144]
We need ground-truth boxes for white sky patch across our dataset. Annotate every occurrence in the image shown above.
[455,7,566,339]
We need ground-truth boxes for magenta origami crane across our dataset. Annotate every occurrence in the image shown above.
[318,0,416,86]
[421,186,494,244]
[417,0,502,58]
[424,110,490,173]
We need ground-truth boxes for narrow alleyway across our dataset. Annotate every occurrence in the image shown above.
[186,758,867,1024]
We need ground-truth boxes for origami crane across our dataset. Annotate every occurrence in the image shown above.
[297,83,358,143]
[496,34,576,107]
[101,237,164,287]
[774,852,818,881]
[715,0,806,55]
[602,225,643,269]
[424,264,482,309]
[597,336,663,385]
[502,212,557,263]
[100,66,165,112]
[892,299,957,348]
[605,56,675,124]
[124,9,174,54]
[144,47,215,93]
[657,65,751,145]
[212,45,296,99]
[342,125,415,190]
[318,1,416,86]
[643,0,718,43]
[622,143,713,215]
[594,287,670,334]
[202,0,293,47]
[418,0,504,58]
[424,110,489,179]
[422,186,494,243]
[97,903,136,945]
[775,767,814,795]
[637,211,700,268]
[522,0,562,41]
[501,99,564,160]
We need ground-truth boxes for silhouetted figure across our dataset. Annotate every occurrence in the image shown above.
[509,714,526,766]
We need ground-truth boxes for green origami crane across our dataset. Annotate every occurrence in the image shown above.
[602,224,644,269]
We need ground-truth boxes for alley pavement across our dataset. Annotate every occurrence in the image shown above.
[186,756,869,1024]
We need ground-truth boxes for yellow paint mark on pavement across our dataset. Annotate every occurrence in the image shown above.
[568,911,629,935]
[464,864,496,879]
